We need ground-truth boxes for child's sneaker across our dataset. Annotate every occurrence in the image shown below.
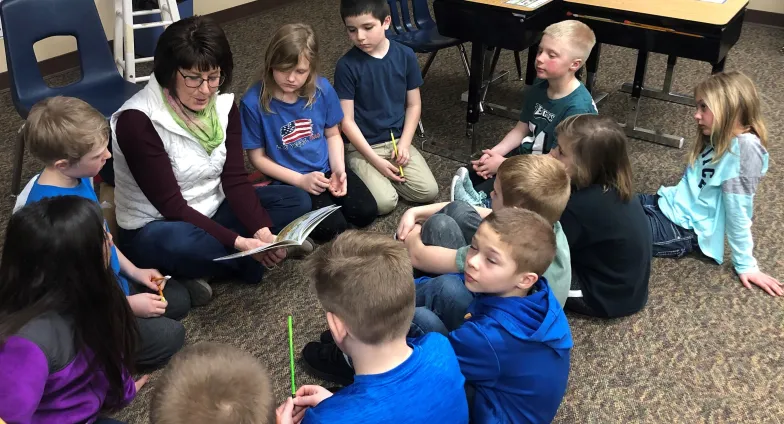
[180,277,212,307]
[287,237,315,259]
[302,341,355,386]
[451,167,487,206]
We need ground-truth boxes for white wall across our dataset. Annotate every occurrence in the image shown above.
[0,0,255,73]
[748,0,784,13]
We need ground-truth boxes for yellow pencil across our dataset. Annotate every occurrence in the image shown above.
[390,131,405,177]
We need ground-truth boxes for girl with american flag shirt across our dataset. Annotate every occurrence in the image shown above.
[241,23,377,242]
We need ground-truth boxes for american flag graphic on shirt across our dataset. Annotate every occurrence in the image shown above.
[280,119,313,145]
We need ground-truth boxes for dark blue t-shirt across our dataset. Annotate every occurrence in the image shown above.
[334,40,423,145]
[17,176,130,296]
[240,77,343,174]
[302,333,469,424]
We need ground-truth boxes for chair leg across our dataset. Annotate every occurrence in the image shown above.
[417,119,425,138]
[513,51,523,80]
[11,123,25,196]
[421,51,438,80]
[457,44,470,77]
[480,47,502,104]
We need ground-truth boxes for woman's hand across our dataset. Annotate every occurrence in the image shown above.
[298,172,330,195]
[253,228,287,267]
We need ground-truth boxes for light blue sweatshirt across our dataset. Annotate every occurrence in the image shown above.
[657,133,768,274]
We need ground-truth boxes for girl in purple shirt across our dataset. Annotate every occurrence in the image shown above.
[0,196,142,424]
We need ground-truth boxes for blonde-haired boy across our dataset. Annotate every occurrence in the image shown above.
[400,154,572,306]
[287,231,469,423]
[469,19,597,194]
[13,96,189,368]
[151,342,274,424]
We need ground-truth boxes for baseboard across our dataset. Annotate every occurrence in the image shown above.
[745,9,784,27]
[0,0,293,91]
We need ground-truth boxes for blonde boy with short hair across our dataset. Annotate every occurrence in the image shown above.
[150,342,275,424]
[469,19,597,194]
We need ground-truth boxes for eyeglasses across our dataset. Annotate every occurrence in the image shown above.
[179,70,225,88]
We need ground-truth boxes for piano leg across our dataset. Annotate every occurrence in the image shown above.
[585,43,608,104]
[712,58,726,74]
[466,42,486,153]
[525,42,538,86]
[620,50,684,149]
[620,55,695,107]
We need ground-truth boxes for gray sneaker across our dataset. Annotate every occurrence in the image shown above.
[180,278,212,307]
[287,237,315,259]
[450,167,469,202]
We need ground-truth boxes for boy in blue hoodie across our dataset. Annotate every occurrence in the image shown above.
[413,207,572,423]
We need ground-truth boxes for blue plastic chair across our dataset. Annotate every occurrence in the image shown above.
[386,0,470,138]
[1,0,142,194]
[386,0,470,80]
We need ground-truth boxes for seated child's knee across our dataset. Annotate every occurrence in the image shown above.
[422,214,460,237]
[375,190,399,215]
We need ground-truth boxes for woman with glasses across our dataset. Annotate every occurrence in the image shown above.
[110,16,311,305]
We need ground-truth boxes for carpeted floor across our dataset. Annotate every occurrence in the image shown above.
[0,1,782,422]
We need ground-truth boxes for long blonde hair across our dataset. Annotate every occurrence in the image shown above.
[687,71,768,165]
[259,23,319,113]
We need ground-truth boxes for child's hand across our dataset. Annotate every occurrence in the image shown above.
[127,293,166,318]
[396,209,418,241]
[134,375,149,393]
[293,385,333,408]
[329,171,348,197]
[131,268,165,292]
[739,271,783,296]
[403,224,423,250]
[276,397,307,424]
[472,149,505,178]
[298,172,330,195]
[393,141,411,166]
[372,157,406,183]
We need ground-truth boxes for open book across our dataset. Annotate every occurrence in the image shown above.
[213,205,341,261]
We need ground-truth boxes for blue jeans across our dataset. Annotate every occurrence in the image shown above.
[421,201,482,250]
[638,194,699,258]
[410,274,474,338]
[118,185,311,284]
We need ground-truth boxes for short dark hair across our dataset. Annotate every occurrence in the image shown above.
[153,16,234,91]
[340,0,390,22]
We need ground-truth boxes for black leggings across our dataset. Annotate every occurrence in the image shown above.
[564,270,601,317]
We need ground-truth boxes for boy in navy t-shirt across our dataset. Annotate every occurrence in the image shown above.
[277,231,468,424]
[469,19,598,195]
[14,96,188,368]
[333,0,439,215]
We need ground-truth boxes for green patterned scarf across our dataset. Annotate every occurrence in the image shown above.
[162,88,224,154]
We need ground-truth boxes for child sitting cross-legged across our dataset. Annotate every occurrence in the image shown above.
[411,208,573,423]
[399,154,572,307]
[287,231,469,424]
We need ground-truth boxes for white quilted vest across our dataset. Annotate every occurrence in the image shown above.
[110,75,234,230]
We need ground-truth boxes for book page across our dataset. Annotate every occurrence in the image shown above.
[213,205,341,261]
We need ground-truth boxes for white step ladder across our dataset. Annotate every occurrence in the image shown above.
[114,0,181,83]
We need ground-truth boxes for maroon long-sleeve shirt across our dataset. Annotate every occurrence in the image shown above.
[115,104,272,247]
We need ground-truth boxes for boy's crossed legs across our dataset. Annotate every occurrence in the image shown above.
[347,141,438,215]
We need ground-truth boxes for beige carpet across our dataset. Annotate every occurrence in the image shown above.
[0,1,782,423]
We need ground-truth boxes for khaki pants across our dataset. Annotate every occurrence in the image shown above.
[347,141,438,215]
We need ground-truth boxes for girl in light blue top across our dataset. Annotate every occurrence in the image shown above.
[639,71,782,296]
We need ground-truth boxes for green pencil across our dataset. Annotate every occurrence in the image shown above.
[288,315,297,397]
